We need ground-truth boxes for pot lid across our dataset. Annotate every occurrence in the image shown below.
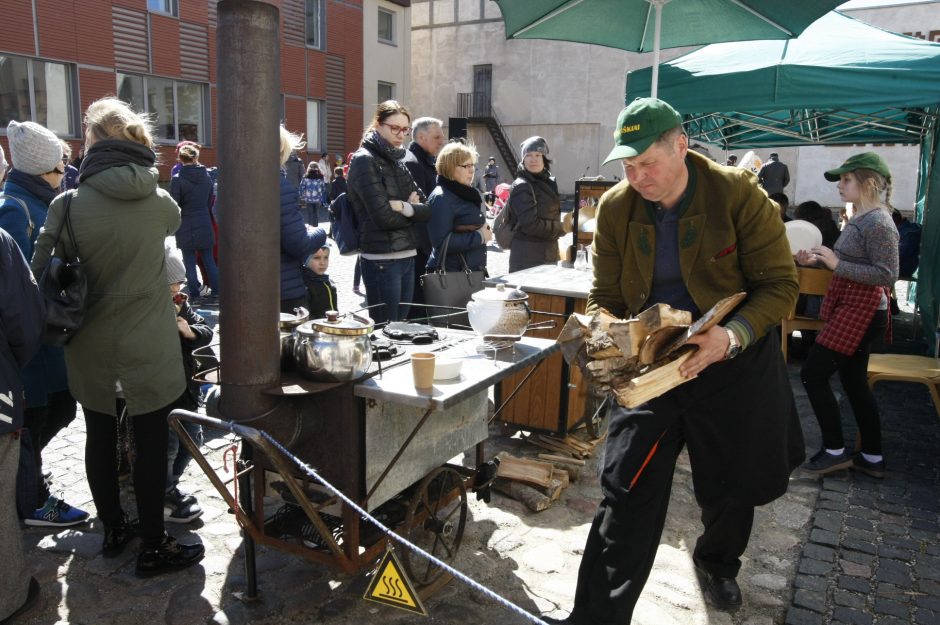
[279,306,309,329]
[298,311,374,336]
[471,283,528,302]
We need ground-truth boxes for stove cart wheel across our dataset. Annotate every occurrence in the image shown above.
[402,466,468,586]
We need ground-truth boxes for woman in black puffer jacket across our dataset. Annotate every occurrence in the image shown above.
[347,101,431,324]
[507,136,564,272]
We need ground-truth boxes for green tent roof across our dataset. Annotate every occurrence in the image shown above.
[625,12,940,147]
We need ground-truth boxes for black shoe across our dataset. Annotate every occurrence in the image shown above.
[0,577,40,624]
[851,452,886,478]
[136,535,205,578]
[695,565,742,611]
[102,517,137,558]
[802,449,853,476]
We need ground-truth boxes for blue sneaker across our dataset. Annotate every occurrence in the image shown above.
[24,496,90,527]
[802,449,853,476]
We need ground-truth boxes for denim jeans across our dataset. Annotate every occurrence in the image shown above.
[183,248,220,298]
[360,256,415,324]
[166,421,203,490]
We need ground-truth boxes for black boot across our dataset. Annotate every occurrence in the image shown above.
[102,516,137,558]
[135,534,205,578]
[695,564,742,611]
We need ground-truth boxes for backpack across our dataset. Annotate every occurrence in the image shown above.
[492,181,536,250]
[0,193,33,239]
[327,192,360,255]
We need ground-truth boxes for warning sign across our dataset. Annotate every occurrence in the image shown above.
[363,549,427,616]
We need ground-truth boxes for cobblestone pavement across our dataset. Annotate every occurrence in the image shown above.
[9,216,938,625]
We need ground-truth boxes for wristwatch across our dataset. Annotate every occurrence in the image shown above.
[724,328,742,360]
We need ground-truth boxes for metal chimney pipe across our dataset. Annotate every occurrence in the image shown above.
[216,0,281,421]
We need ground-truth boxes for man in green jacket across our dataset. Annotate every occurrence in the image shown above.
[546,99,803,625]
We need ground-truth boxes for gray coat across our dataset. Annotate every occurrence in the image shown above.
[32,164,185,416]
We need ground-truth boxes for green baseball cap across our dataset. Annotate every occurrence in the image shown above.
[603,98,683,165]
[824,152,891,182]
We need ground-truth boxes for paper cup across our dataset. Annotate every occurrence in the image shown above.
[411,352,436,389]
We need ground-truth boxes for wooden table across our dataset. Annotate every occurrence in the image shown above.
[485,265,597,435]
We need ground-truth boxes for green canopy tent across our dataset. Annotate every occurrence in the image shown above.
[625,12,940,351]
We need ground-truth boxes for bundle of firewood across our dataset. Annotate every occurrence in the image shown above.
[557,293,746,408]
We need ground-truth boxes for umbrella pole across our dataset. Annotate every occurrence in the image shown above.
[650,0,667,99]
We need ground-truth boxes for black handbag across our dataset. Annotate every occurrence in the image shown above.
[39,191,87,346]
[420,232,485,326]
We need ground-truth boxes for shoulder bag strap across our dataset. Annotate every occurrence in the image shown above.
[0,193,34,239]
[59,191,78,261]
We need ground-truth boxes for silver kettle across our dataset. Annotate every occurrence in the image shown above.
[293,311,374,382]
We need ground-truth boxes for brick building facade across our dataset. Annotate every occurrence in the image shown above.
[0,0,365,178]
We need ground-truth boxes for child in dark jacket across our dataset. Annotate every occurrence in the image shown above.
[165,246,214,523]
[302,243,339,318]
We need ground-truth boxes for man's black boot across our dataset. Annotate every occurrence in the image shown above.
[695,564,743,611]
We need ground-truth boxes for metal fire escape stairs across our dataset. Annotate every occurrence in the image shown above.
[457,93,517,176]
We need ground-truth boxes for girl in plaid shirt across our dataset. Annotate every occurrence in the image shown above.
[796,153,899,479]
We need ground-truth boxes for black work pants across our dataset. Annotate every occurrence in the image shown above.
[570,407,755,625]
[84,401,170,546]
[800,309,887,454]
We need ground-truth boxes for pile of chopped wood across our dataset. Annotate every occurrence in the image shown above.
[493,433,604,512]
[557,293,745,408]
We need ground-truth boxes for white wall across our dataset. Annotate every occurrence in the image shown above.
[363,0,412,128]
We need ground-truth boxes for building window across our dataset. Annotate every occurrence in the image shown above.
[377,81,395,104]
[116,73,207,144]
[0,55,76,136]
[306,100,324,153]
[147,0,178,16]
[378,8,395,44]
[306,0,324,49]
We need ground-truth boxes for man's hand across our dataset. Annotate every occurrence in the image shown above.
[678,325,731,379]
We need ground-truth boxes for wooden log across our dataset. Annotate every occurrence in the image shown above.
[526,437,574,456]
[495,452,555,488]
[636,303,692,330]
[540,435,589,457]
[537,453,586,467]
[537,456,582,482]
[493,478,553,512]
[608,318,644,359]
[562,436,593,454]
[539,476,566,501]
[614,351,695,408]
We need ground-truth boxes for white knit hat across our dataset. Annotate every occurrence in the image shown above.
[0,142,7,174]
[7,120,62,176]
[165,244,187,284]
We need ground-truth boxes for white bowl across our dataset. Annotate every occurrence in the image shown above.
[433,358,463,380]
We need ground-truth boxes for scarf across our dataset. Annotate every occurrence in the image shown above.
[438,174,484,205]
[6,169,57,205]
[516,165,559,195]
[79,139,157,183]
[363,129,406,162]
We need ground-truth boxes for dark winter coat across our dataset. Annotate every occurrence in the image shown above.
[426,182,487,272]
[284,153,305,191]
[507,168,564,272]
[0,178,69,408]
[176,299,214,409]
[347,132,431,255]
[302,270,339,319]
[401,142,437,256]
[328,175,347,203]
[0,228,45,435]
[279,173,327,301]
[170,164,215,250]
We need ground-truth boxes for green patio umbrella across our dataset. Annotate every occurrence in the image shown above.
[494,0,844,98]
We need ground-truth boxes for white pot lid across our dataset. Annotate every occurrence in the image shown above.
[471,283,528,302]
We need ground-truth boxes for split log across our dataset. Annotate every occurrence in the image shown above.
[537,453,586,467]
[495,452,555,488]
[614,351,695,408]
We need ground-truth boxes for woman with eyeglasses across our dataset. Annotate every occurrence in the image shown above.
[425,141,491,309]
[346,100,431,324]
[507,136,564,272]
[0,121,89,529]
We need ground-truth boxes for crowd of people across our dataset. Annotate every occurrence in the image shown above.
[0,91,921,623]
